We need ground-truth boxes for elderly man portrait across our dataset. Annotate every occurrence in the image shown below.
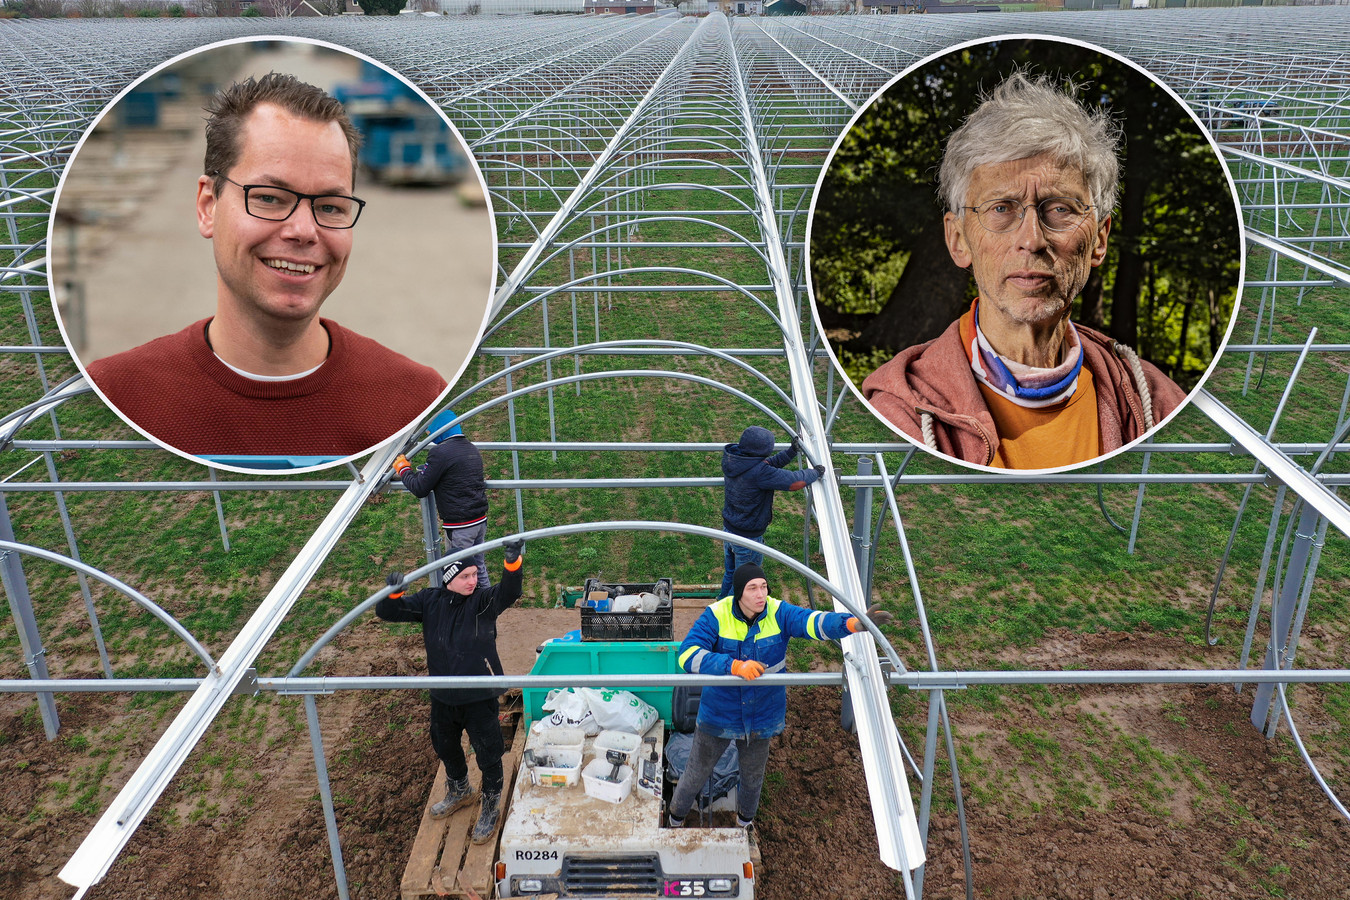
[810,44,1240,470]
[862,72,1186,468]
[84,71,446,459]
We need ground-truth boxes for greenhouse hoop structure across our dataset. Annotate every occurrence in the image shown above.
[1,8,1349,899]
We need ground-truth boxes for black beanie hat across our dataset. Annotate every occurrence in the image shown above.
[738,426,774,457]
[733,563,767,604]
[443,559,470,586]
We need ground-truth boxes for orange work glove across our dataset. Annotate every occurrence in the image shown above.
[847,604,895,633]
[392,454,412,477]
[730,659,765,681]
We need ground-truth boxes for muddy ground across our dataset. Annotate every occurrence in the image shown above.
[3,620,1349,900]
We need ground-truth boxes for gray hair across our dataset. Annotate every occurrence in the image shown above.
[938,72,1123,217]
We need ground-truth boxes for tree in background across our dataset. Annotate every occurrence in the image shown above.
[812,41,1027,360]
[192,0,242,13]
[809,39,1240,389]
[74,0,120,14]
[357,0,405,12]
[0,0,65,15]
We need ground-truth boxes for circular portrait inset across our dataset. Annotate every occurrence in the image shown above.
[807,36,1243,473]
[49,37,495,474]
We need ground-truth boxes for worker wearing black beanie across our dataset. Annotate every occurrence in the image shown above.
[669,563,894,833]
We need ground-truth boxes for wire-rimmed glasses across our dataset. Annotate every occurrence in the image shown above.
[961,196,1095,234]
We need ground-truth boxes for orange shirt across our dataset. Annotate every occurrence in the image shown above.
[979,368,1101,469]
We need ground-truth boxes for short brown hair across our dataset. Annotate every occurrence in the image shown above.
[203,72,361,193]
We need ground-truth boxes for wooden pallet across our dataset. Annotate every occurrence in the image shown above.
[400,705,526,900]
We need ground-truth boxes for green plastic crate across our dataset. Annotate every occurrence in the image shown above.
[525,640,683,728]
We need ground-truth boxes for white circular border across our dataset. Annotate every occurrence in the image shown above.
[46,34,499,478]
[802,33,1248,476]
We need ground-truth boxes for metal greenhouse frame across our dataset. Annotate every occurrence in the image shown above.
[1,8,1348,899]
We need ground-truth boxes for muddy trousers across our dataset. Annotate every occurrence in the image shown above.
[668,726,772,823]
[430,696,504,794]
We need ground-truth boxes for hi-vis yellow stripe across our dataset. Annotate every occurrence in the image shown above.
[710,597,783,641]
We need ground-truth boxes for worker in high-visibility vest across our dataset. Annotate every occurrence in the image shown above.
[668,563,892,834]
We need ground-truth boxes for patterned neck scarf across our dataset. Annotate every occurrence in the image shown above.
[959,299,1083,408]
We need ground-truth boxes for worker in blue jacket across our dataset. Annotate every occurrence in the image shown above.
[667,563,892,833]
[719,426,823,599]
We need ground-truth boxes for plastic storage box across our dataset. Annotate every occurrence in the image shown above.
[528,748,582,787]
[592,730,642,768]
[581,758,634,804]
[539,726,585,755]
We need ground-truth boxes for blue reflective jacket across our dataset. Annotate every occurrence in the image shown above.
[678,595,852,739]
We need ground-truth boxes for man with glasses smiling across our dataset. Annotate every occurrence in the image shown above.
[87,73,445,459]
[862,73,1185,469]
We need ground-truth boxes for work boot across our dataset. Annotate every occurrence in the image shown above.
[741,818,761,866]
[430,777,475,819]
[470,790,502,844]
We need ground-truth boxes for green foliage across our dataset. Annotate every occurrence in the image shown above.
[0,0,65,16]
[356,0,405,13]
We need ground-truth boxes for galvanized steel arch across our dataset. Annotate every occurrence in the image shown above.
[431,339,802,452]
[0,540,216,673]
[290,520,905,679]
[482,265,788,342]
[520,214,774,276]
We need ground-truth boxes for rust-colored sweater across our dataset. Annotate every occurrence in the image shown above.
[861,315,1187,469]
[87,318,446,458]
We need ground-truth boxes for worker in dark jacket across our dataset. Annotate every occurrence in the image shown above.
[668,563,892,832]
[377,538,524,844]
[394,408,491,589]
[719,425,823,598]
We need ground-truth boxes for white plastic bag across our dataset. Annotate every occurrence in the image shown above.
[577,687,659,736]
[536,687,601,735]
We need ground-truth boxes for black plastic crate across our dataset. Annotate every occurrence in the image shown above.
[577,577,674,641]
[579,605,674,641]
[580,577,673,604]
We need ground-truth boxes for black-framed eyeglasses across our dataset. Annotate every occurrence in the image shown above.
[213,172,366,229]
[961,196,1095,234]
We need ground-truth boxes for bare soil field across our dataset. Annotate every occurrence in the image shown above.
[3,617,1349,900]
